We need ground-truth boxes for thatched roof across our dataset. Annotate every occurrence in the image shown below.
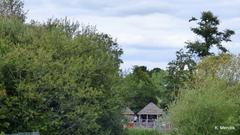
[137,102,163,115]
[122,107,134,115]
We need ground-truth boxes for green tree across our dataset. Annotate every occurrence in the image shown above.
[166,49,196,100]
[120,66,168,112]
[121,66,157,112]
[0,17,125,135]
[0,0,26,21]
[149,68,169,110]
[123,66,157,112]
[186,11,235,57]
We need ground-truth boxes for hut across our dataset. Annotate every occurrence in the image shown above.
[137,102,163,128]
[122,107,135,128]
[122,107,134,119]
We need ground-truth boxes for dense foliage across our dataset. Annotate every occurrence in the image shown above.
[166,49,196,101]
[0,17,125,135]
[169,56,240,135]
[120,66,168,112]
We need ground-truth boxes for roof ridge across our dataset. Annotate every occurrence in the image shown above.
[137,102,163,115]
[122,107,135,115]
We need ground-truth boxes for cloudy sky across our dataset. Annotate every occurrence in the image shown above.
[24,0,240,70]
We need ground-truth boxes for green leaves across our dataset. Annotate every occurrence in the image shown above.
[169,54,240,135]
[186,11,235,57]
[0,17,124,135]
[169,79,240,135]
[166,49,196,102]
[120,66,168,112]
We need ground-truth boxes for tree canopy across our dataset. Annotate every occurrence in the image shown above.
[120,66,168,112]
[0,17,125,135]
[186,11,235,57]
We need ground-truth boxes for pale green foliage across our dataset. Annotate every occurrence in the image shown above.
[169,78,240,135]
[169,55,240,135]
[196,54,231,79]
[218,54,240,83]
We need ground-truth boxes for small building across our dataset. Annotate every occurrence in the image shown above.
[137,102,163,128]
[122,107,135,128]
[122,107,134,119]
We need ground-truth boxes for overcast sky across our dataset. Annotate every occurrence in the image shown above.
[24,0,240,70]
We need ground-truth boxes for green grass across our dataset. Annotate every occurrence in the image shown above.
[128,128,171,135]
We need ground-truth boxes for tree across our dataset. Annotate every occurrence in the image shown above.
[186,11,235,57]
[120,66,158,112]
[0,0,26,21]
[149,68,169,109]
[0,17,125,135]
[119,66,170,111]
[166,49,196,100]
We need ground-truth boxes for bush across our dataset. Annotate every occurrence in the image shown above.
[169,78,240,135]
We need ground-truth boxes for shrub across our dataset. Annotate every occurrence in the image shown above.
[169,78,240,135]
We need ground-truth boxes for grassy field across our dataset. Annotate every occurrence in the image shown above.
[128,128,172,135]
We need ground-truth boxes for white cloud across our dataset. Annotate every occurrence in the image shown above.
[24,0,240,70]
[67,14,193,49]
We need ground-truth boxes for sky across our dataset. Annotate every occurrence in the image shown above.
[24,0,240,70]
